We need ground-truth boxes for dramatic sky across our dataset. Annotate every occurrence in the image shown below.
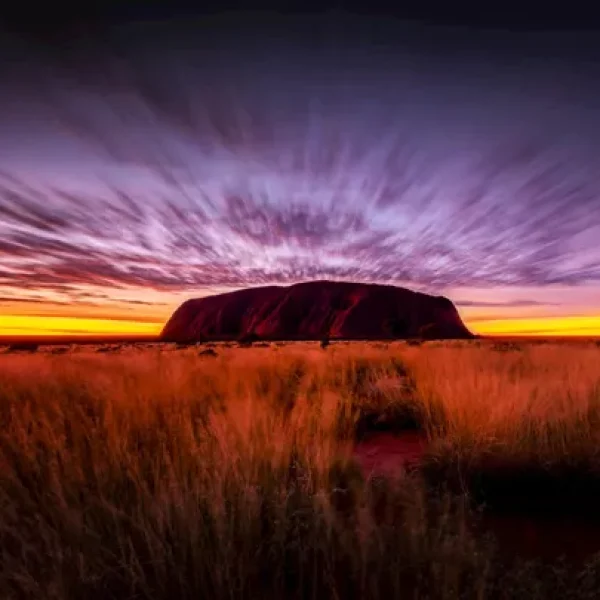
[1,12,600,337]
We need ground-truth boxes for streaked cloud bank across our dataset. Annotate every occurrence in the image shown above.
[1,15,599,336]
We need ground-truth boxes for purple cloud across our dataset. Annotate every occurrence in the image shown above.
[1,17,600,308]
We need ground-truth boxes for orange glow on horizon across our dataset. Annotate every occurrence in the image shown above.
[0,315,164,337]
[1,312,600,338]
[468,315,600,337]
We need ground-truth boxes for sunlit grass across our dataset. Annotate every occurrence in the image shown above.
[1,341,600,598]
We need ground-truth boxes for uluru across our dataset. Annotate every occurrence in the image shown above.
[160,281,473,342]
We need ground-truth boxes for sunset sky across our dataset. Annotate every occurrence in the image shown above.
[1,12,600,338]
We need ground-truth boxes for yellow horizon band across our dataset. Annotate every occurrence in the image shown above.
[1,314,600,338]
[0,315,164,336]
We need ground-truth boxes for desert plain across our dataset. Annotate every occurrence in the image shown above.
[1,338,600,599]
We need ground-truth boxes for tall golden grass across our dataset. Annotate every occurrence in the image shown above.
[1,341,600,599]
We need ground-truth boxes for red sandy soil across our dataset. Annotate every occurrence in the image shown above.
[161,280,473,342]
[353,432,428,478]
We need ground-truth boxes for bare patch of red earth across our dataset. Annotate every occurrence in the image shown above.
[353,432,600,563]
[353,432,427,478]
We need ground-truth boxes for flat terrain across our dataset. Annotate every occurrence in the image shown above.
[1,339,600,599]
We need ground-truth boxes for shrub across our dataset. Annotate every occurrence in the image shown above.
[199,348,218,357]
[6,342,39,353]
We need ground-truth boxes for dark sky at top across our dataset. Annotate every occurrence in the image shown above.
[1,2,600,335]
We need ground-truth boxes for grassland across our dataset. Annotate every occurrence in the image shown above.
[1,340,600,599]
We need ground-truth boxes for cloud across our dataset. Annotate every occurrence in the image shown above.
[1,21,600,303]
[1,144,600,303]
[455,300,559,308]
[0,172,598,302]
[0,296,69,306]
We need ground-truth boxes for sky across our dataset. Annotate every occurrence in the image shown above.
[1,12,600,337]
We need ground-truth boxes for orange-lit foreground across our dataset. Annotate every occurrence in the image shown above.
[3,342,600,595]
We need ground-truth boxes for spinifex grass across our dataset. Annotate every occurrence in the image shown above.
[404,343,600,511]
[0,342,599,598]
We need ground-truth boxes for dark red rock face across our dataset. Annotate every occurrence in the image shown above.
[160,280,473,342]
